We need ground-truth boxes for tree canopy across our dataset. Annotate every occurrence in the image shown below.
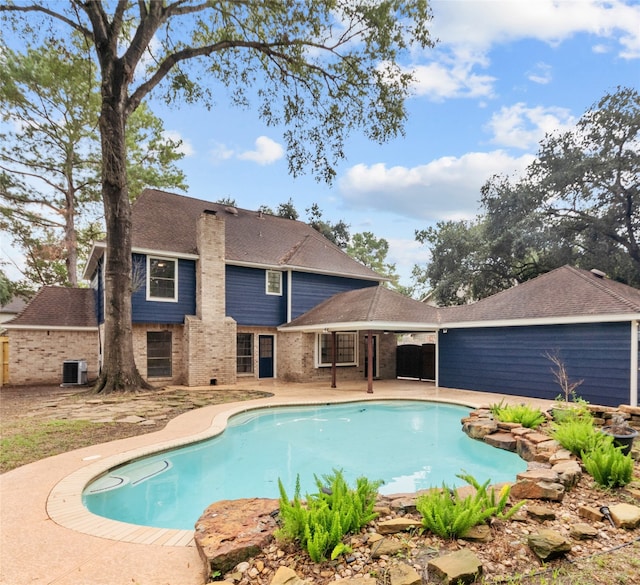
[414,86,640,305]
[0,0,434,392]
[0,36,186,294]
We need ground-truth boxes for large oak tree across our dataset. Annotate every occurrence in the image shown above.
[0,1,434,392]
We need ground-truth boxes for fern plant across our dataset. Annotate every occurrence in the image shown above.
[415,472,524,540]
[582,444,634,488]
[551,417,612,457]
[275,469,381,562]
[489,401,546,429]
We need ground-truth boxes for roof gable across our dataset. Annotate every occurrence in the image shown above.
[128,189,382,280]
[5,287,97,329]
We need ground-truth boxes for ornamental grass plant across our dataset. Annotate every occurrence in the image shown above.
[489,400,546,429]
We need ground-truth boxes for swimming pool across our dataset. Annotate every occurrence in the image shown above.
[83,400,526,529]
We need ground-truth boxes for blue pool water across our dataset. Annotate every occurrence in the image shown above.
[83,401,526,529]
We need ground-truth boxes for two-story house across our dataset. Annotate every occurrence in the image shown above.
[79,188,389,387]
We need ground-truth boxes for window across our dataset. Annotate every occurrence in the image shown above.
[147,257,177,301]
[317,332,357,367]
[237,333,254,373]
[147,331,172,377]
[266,270,282,295]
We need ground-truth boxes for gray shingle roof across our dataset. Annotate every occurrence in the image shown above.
[5,287,97,328]
[129,189,382,280]
[282,266,640,330]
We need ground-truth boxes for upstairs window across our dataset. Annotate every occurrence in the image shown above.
[266,270,282,295]
[317,332,358,367]
[147,257,177,301]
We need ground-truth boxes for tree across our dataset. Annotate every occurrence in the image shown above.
[306,203,350,248]
[415,86,640,304]
[0,37,186,290]
[0,270,11,306]
[1,1,434,393]
[276,198,299,221]
[346,231,405,292]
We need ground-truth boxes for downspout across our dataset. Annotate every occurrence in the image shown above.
[367,330,374,393]
[631,320,638,407]
[286,270,292,323]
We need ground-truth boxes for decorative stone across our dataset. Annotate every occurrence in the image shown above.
[195,498,279,575]
[516,469,559,483]
[377,517,421,534]
[524,432,553,445]
[427,549,483,585]
[462,419,498,439]
[527,529,572,561]
[461,524,492,542]
[370,538,407,558]
[548,449,574,464]
[484,432,517,452]
[578,505,604,522]
[270,566,309,585]
[608,503,640,529]
[527,505,556,522]
[388,496,417,514]
[510,480,565,502]
[570,523,598,540]
[552,460,582,489]
[387,561,422,585]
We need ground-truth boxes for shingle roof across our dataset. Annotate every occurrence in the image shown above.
[440,266,640,324]
[281,266,640,331]
[5,287,97,329]
[282,285,440,330]
[128,189,382,280]
[0,296,27,314]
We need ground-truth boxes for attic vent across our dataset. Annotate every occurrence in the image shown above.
[203,209,217,215]
[224,206,238,215]
[590,268,606,279]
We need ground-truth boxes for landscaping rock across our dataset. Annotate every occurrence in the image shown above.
[388,562,422,585]
[462,419,498,439]
[510,479,565,501]
[570,523,598,540]
[527,529,572,561]
[516,468,559,483]
[195,498,279,575]
[377,517,421,534]
[578,505,604,522]
[270,566,309,585]
[609,503,640,529]
[527,504,556,522]
[460,524,492,542]
[370,538,407,558]
[484,431,517,451]
[427,549,483,584]
[552,460,582,489]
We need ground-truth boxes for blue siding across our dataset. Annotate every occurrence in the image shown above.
[131,254,196,323]
[291,272,378,319]
[226,265,288,326]
[438,322,632,407]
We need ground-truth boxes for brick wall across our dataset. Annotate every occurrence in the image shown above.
[6,328,99,386]
[132,323,186,387]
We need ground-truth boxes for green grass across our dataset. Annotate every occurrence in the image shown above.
[1,419,127,472]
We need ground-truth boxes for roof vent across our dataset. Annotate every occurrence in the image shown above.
[224,206,238,215]
[590,268,606,279]
[203,209,217,215]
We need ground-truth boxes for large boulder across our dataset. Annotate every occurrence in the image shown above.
[527,529,572,561]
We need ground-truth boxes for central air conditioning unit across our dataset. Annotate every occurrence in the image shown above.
[62,359,88,386]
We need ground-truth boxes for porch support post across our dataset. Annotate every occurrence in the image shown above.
[331,331,337,389]
[367,330,374,394]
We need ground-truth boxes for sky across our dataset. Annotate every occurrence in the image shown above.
[1,0,639,289]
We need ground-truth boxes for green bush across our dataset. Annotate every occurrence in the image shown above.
[551,417,612,457]
[275,469,382,562]
[415,472,524,540]
[489,400,546,429]
[582,444,634,488]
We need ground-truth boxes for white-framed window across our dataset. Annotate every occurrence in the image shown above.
[316,332,358,367]
[237,333,254,374]
[147,330,172,377]
[147,256,178,301]
[266,270,282,295]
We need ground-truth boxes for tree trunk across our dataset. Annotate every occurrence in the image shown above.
[93,60,150,393]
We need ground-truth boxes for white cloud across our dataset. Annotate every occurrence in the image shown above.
[485,103,575,149]
[209,142,235,163]
[238,136,284,165]
[411,60,496,100]
[526,62,553,85]
[163,130,195,157]
[339,151,535,222]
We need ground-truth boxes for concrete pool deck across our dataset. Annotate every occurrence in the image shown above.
[0,379,554,585]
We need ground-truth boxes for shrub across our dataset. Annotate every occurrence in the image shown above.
[582,444,634,488]
[489,401,546,429]
[275,469,382,562]
[551,417,611,457]
[415,472,524,540]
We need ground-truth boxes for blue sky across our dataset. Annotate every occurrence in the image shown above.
[2,0,639,288]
